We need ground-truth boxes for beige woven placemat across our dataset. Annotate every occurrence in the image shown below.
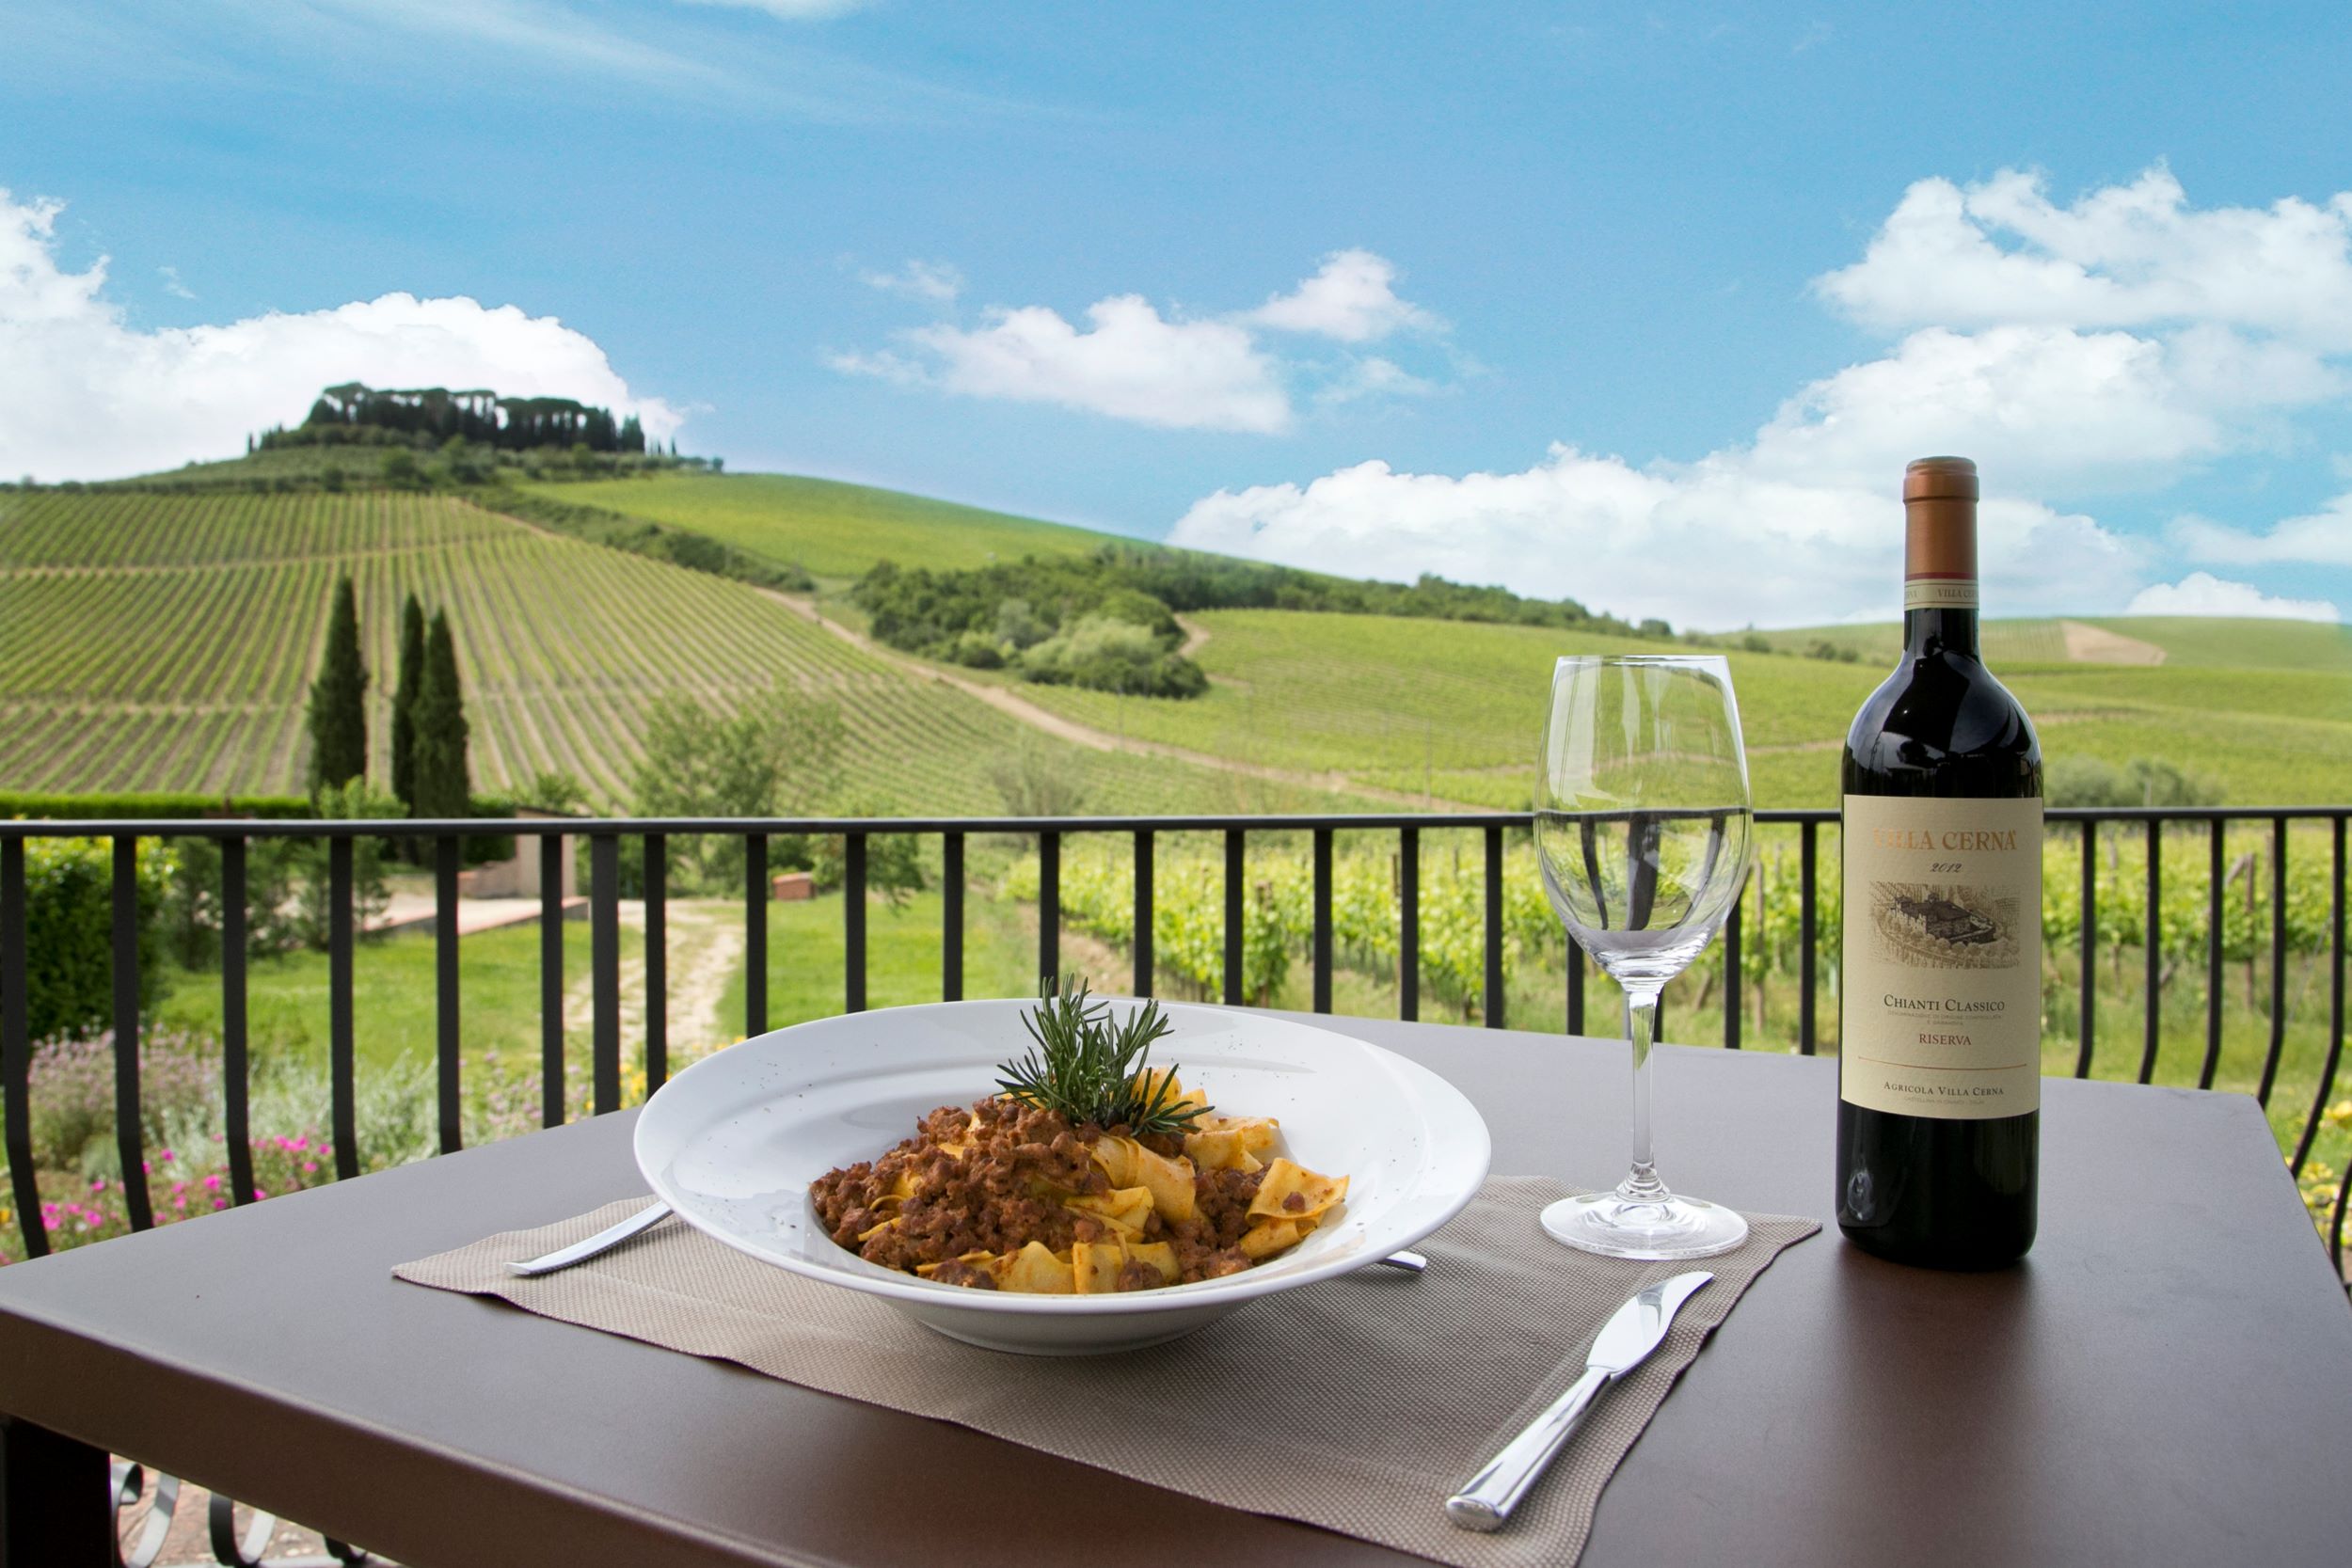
[396,1178,1815,1567]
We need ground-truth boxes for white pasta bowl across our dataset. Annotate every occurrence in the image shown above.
[635,998,1491,1354]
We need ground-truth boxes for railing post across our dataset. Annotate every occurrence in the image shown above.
[845,832,867,1014]
[2201,819,2224,1090]
[2257,816,2287,1107]
[436,834,462,1152]
[1798,821,1818,1055]
[1484,824,1504,1029]
[1312,828,1333,1015]
[745,832,768,1038]
[111,835,153,1229]
[1398,827,1419,1023]
[1566,939,1584,1037]
[328,835,358,1181]
[942,831,964,1002]
[540,828,565,1127]
[2290,816,2345,1176]
[1038,830,1060,987]
[644,834,667,1094]
[1131,830,1152,999]
[0,1416,113,1564]
[1723,885,1742,1050]
[2138,819,2161,1085]
[1,839,46,1258]
[222,837,254,1208]
[592,833,619,1115]
[2076,819,2097,1079]
[1223,829,1245,1006]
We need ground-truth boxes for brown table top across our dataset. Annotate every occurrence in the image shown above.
[2,1015,2347,1567]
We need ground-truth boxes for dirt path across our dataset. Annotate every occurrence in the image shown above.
[558,897,748,1069]
[2060,620,2167,665]
[754,589,1467,809]
[1175,613,1211,657]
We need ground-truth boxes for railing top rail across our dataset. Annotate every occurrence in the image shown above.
[1,804,2347,840]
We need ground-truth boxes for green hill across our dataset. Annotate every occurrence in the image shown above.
[0,487,1340,814]
[520,472,1133,582]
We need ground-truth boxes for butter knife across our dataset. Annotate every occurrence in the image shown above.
[1445,1270,1714,1531]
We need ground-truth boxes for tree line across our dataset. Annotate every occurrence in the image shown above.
[259,382,656,455]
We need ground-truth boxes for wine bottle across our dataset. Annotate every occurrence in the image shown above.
[1836,456,2042,1269]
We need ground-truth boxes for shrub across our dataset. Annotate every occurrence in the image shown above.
[1018,616,1208,698]
[27,1029,218,1176]
[10,839,170,1042]
[988,736,1090,819]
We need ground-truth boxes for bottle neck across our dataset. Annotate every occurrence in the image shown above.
[1904,493,1979,658]
[1903,605,1980,658]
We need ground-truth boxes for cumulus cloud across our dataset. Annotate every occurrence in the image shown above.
[837,295,1291,434]
[1170,447,2142,629]
[859,260,963,303]
[1246,249,1442,342]
[2170,493,2352,567]
[0,190,680,483]
[1815,166,2352,344]
[834,250,1446,432]
[1179,166,2352,626]
[2125,572,2339,622]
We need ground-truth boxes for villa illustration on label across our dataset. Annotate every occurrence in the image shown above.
[1869,882,2024,971]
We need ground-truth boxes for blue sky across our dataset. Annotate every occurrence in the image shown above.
[6,1,2351,629]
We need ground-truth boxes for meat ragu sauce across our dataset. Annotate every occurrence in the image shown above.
[810,1095,1319,1291]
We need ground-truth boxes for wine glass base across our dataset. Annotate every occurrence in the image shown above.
[1541,1191,1750,1260]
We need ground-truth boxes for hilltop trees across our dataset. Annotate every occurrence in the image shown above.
[390,594,427,813]
[410,610,471,817]
[304,576,368,794]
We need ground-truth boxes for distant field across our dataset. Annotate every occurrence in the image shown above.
[1758,613,2352,673]
[1003,606,2352,807]
[0,488,1347,814]
[523,472,1131,580]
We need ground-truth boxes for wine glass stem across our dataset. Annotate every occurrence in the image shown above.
[1620,985,1668,1206]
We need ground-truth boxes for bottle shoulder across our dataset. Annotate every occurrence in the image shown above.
[1843,651,2041,791]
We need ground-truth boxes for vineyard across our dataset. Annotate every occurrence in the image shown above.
[989,821,2347,1192]
[0,488,1340,814]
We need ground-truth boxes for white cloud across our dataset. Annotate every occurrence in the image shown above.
[1179,166,2352,626]
[839,294,1291,434]
[835,250,1447,431]
[1316,356,1440,405]
[0,190,680,483]
[1169,447,2144,630]
[1246,249,1442,342]
[2125,572,2339,622]
[158,265,195,300]
[859,260,963,303]
[1816,166,2352,345]
[2170,492,2352,567]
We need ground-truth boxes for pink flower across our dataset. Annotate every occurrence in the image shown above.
[201,1175,221,1193]
[252,1188,267,1201]
[159,1149,174,1164]
[212,1198,227,1212]
[89,1177,105,1192]
[141,1161,151,1174]
[301,1162,317,1174]
[288,1136,308,1152]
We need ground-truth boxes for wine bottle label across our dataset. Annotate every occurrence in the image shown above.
[1839,794,2042,1119]
[1903,576,1979,610]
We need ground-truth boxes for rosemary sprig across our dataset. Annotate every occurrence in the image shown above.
[995,975,1211,1137]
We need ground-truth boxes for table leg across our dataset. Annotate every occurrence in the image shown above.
[0,1414,112,1566]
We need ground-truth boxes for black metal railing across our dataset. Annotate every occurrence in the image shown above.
[3,808,2346,1279]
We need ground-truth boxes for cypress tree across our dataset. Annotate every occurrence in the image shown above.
[411,610,471,817]
[389,594,427,812]
[304,576,369,794]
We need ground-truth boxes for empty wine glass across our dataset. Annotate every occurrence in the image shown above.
[1535,655,1754,1259]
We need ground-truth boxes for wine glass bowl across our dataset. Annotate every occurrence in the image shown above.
[1535,656,1755,1259]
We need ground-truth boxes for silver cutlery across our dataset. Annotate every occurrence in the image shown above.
[509,1199,1431,1278]
[1445,1270,1714,1531]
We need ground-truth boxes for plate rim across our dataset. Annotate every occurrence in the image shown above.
[634,998,1493,1318]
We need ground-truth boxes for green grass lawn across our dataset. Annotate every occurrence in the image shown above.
[156,916,636,1077]
[520,472,1133,580]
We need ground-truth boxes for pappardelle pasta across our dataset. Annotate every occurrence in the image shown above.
[808,987,1348,1293]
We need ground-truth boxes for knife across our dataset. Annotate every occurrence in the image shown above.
[1444,1270,1714,1531]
